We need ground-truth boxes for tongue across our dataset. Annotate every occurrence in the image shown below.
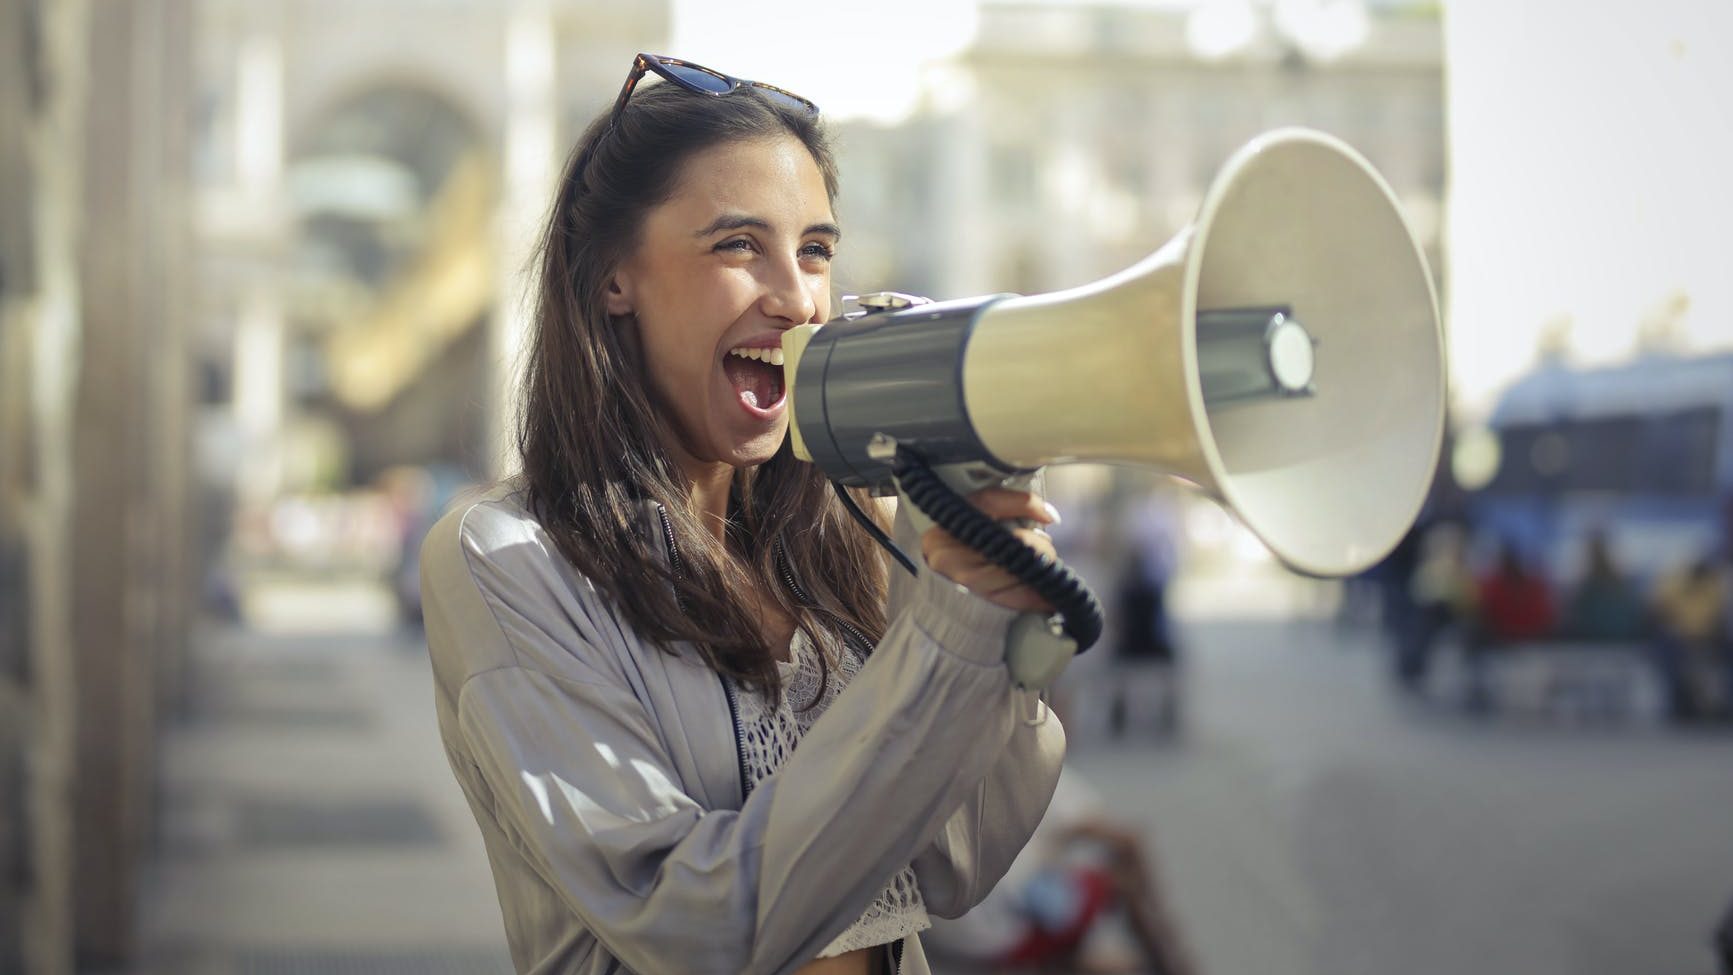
[723,357,782,410]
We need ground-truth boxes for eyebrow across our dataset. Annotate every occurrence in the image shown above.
[694,213,842,240]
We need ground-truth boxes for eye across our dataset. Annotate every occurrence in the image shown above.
[715,237,758,254]
[800,241,836,263]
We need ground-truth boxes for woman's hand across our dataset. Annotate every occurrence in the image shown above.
[920,487,1060,613]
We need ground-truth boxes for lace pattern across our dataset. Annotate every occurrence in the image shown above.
[735,628,931,958]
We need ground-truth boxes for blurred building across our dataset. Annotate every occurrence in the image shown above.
[834,1,1443,300]
[191,0,669,504]
[1,1,669,970]
[2,0,200,970]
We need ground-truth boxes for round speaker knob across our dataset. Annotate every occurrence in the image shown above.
[1265,314,1317,393]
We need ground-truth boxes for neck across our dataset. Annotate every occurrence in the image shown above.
[684,460,736,546]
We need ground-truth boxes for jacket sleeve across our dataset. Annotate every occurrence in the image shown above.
[885,498,1068,918]
[425,502,1062,975]
[909,695,1065,918]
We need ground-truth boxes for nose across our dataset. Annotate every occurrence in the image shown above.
[758,256,819,325]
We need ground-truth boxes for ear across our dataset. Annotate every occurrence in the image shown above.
[604,271,634,317]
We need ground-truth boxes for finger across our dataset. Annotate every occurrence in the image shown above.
[963,487,1059,525]
[923,545,1012,590]
[941,561,1055,611]
[921,534,1060,607]
[1009,526,1058,562]
[924,544,1029,595]
[985,585,1057,614]
[926,532,1058,578]
[955,561,1026,596]
[920,524,1058,565]
[923,548,1058,613]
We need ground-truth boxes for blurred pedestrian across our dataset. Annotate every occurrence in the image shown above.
[1107,494,1182,736]
[378,465,438,626]
[1475,539,1558,643]
[1650,552,1730,721]
[1560,530,1646,641]
[1396,520,1476,690]
[1378,519,1425,647]
[1462,539,1557,710]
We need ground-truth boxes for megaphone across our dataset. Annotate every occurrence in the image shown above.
[783,127,1445,583]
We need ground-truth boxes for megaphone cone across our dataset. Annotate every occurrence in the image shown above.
[786,128,1445,579]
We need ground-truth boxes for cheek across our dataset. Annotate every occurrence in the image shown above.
[640,324,712,399]
[812,277,833,322]
[634,307,725,421]
[635,286,707,366]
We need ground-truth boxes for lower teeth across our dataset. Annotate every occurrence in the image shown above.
[742,390,759,409]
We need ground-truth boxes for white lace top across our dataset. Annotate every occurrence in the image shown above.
[735,627,931,958]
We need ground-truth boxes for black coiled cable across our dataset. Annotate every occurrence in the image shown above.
[891,445,1104,653]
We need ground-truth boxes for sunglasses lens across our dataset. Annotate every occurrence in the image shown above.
[754,86,818,116]
[662,62,733,94]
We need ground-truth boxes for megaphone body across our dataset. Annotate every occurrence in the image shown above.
[783,127,1446,582]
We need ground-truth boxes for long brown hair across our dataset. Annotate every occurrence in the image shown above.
[517,80,889,706]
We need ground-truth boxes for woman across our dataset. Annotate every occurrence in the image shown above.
[420,54,1067,974]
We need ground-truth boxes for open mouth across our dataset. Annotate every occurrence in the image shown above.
[723,347,786,412]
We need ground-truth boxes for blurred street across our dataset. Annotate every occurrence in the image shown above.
[1073,618,1733,975]
[129,572,1733,975]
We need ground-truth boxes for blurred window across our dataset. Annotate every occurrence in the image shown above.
[1487,407,1720,497]
[1645,406,1721,494]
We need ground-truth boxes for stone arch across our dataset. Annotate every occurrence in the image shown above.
[285,81,499,480]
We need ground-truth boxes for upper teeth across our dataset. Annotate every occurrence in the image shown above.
[729,347,785,366]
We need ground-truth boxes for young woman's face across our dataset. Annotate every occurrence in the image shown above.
[608,134,836,476]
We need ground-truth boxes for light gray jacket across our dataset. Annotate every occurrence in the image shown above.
[421,482,1066,974]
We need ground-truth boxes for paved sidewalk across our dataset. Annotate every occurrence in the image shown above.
[135,590,513,974]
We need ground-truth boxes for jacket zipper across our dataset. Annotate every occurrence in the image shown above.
[656,502,754,802]
[775,537,875,659]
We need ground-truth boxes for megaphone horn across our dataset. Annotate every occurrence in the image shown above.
[784,127,1446,581]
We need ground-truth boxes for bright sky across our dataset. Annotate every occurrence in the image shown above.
[668,0,982,124]
[1444,0,1733,414]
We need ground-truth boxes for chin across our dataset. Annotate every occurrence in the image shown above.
[729,443,782,471]
[726,429,789,470]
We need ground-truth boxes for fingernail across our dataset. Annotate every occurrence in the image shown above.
[1042,502,1062,525]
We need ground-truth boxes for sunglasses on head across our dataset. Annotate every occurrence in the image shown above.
[607,53,820,131]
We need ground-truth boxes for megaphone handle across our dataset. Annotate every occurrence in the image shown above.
[892,462,1036,538]
[890,451,1103,690]
[1004,611,1081,692]
[893,468,1076,690]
